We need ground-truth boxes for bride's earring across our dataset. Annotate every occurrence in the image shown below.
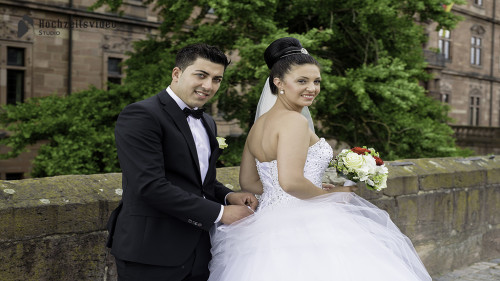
[279,89,284,95]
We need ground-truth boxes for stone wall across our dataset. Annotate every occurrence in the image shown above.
[0,158,499,280]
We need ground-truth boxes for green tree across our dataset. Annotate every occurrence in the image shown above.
[0,0,468,177]
[0,85,129,177]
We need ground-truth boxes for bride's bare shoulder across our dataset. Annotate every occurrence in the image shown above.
[252,110,308,136]
[276,111,309,129]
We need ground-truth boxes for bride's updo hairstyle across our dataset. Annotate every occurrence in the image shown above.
[264,37,320,95]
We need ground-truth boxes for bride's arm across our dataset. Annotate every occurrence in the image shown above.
[239,140,264,195]
[277,113,331,199]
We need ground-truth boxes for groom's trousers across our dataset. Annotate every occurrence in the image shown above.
[115,232,211,281]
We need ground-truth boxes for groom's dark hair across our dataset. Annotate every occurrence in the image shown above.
[264,37,320,95]
[175,43,231,71]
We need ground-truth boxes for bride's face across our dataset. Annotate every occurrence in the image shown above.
[275,64,321,109]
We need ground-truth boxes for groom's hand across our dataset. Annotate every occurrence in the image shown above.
[220,205,254,225]
[226,192,258,211]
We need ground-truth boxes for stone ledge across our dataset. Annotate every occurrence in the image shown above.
[0,173,122,241]
[0,156,499,279]
[1,156,499,241]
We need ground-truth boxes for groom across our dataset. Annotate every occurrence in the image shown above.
[107,43,258,281]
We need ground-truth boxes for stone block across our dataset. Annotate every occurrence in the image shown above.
[355,184,384,200]
[0,232,110,281]
[482,157,500,185]
[0,173,122,241]
[449,158,487,188]
[417,233,484,276]
[450,188,487,233]
[43,73,64,88]
[410,158,455,190]
[394,195,418,239]
[464,188,484,232]
[484,185,500,225]
[370,197,398,219]
[452,190,468,233]
[416,191,455,242]
[481,229,500,260]
[383,163,419,196]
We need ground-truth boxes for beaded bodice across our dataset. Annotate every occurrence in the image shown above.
[256,138,333,211]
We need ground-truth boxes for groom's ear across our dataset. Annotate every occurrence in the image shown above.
[172,67,182,83]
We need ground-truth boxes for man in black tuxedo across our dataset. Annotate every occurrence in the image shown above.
[107,44,258,281]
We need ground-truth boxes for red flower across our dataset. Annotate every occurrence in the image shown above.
[374,156,384,166]
[351,147,371,155]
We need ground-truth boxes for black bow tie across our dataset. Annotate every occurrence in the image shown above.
[183,107,205,119]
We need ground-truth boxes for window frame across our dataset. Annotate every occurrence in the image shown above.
[470,36,482,66]
[103,53,126,90]
[469,92,481,126]
[0,42,32,105]
[438,29,451,60]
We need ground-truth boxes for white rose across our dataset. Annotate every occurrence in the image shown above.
[216,137,228,149]
[342,152,365,170]
[376,165,388,175]
[358,155,376,174]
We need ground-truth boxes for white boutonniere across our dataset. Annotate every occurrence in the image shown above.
[216,137,228,149]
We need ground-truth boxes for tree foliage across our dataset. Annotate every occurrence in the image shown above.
[0,0,469,177]
[0,85,130,177]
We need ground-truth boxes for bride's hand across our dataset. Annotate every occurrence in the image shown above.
[322,183,357,193]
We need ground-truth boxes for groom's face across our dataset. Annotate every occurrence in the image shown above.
[171,57,225,109]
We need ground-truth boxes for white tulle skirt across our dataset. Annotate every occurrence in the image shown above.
[208,192,431,281]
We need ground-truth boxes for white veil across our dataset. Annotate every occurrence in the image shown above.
[254,78,315,133]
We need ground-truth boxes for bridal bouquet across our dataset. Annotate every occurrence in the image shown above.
[330,147,388,191]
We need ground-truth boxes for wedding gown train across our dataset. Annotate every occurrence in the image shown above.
[208,138,431,281]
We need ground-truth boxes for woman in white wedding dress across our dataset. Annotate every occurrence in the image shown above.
[208,37,432,281]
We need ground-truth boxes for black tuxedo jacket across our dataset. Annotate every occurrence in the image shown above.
[108,89,233,267]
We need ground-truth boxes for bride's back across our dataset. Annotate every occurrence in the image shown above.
[247,108,314,163]
[246,111,280,163]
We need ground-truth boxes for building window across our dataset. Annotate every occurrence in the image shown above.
[107,57,123,89]
[441,93,449,103]
[438,29,451,60]
[6,172,24,180]
[6,47,25,104]
[469,96,480,126]
[470,37,481,65]
[8,47,24,66]
[474,0,483,6]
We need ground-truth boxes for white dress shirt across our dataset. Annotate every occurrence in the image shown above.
[166,87,224,223]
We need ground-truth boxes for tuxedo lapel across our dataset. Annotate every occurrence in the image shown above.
[201,115,221,185]
[158,90,202,182]
[201,115,217,151]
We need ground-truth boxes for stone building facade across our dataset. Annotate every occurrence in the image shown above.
[0,0,160,179]
[423,1,500,154]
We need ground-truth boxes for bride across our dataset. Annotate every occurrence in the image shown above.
[208,37,432,281]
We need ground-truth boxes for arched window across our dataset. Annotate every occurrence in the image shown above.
[470,25,485,66]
